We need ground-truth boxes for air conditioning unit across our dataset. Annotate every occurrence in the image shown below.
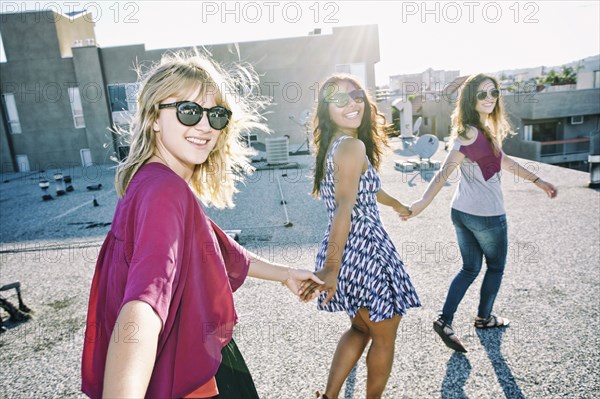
[394,161,415,172]
[570,115,584,125]
[266,136,289,165]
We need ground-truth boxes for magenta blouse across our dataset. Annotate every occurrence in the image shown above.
[81,162,250,398]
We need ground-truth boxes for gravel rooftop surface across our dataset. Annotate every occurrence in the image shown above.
[1,138,599,398]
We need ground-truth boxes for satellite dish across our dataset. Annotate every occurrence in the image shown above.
[413,117,422,135]
[408,134,439,159]
[300,109,311,125]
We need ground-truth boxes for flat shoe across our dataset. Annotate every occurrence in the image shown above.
[474,314,510,329]
[433,318,467,353]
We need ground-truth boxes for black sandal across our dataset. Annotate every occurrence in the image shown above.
[474,315,510,329]
[433,316,467,353]
[315,391,330,399]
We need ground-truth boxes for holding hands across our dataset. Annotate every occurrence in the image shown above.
[403,198,428,220]
[247,254,323,302]
[393,202,412,218]
[298,268,339,304]
[283,269,325,300]
[402,177,557,223]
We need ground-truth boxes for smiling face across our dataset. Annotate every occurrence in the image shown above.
[327,80,365,136]
[475,79,498,119]
[152,86,221,180]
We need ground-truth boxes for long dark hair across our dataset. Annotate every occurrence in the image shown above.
[311,74,389,197]
[451,73,513,155]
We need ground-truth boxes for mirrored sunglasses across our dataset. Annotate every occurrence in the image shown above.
[326,89,366,108]
[158,101,232,130]
[476,88,500,101]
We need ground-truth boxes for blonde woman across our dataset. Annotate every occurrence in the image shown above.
[81,51,322,399]
[407,73,557,352]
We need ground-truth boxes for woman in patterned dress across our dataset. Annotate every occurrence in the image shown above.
[300,75,421,399]
[407,73,558,353]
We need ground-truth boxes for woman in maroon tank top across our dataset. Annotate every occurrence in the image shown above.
[406,74,557,353]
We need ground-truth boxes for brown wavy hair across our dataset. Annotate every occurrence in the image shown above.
[450,73,514,155]
[311,74,389,197]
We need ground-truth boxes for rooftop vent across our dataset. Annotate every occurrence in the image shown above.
[266,136,290,165]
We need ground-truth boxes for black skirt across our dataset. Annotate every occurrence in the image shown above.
[214,338,260,399]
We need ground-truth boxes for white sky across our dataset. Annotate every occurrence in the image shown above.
[1,1,599,85]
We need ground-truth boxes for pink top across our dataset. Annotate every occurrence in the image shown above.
[455,128,502,181]
[81,162,250,399]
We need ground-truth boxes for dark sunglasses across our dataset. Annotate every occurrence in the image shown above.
[326,89,366,108]
[476,88,500,101]
[158,101,232,130]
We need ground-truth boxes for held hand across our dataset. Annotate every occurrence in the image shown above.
[393,202,412,218]
[299,268,338,304]
[284,269,324,299]
[404,199,428,220]
[535,179,558,198]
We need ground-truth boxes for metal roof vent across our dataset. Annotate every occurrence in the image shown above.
[266,136,290,165]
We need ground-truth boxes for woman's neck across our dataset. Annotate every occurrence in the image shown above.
[333,127,358,139]
[148,153,193,182]
[479,112,490,127]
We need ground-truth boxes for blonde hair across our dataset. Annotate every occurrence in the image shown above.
[450,73,514,155]
[114,50,267,208]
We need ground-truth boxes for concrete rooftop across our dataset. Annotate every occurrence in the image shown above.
[1,138,599,398]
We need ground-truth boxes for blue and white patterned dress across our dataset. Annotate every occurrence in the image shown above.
[315,136,421,322]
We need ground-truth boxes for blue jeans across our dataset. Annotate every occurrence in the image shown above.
[441,208,508,325]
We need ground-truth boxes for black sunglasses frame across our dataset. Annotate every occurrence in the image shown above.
[476,88,500,101]
[158,101,232,130]
[326,89,366,108]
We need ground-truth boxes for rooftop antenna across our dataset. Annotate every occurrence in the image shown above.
[289,109,312,155]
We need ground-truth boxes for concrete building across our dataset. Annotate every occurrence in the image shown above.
[493,56,600,169]
[0,9,380,172]
[389,68,459,95]
[402,67,600,170]
[502,86,600,169]
[393,75,467,139]
[385,69,460,138]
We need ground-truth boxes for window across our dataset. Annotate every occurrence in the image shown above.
[68,87,85,128]
[335,63,366,87]
[108,83,140,126]
[531,121,559,142]
[0,32,6,63]
[108,83,140,113]
[570,116,584,125]
[523,125,533,141]
[594,70,600,89]
[2,93,21,133]
[15,154,30,172]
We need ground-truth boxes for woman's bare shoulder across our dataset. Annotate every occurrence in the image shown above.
[455,126,478,145]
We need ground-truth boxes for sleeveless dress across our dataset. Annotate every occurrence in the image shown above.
[315,136,421,322]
